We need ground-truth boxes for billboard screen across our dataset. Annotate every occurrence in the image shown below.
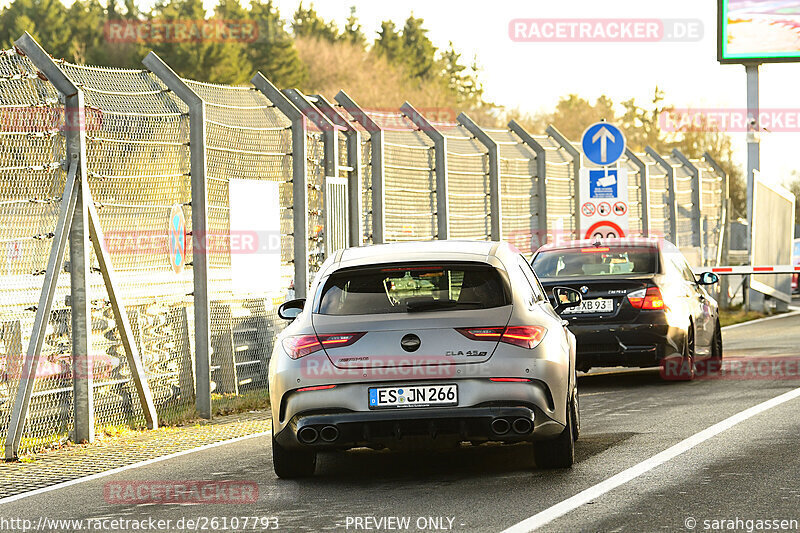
[718,0,800,63]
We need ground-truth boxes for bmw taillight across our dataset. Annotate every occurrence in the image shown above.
[456,326,547,349]
[282,332,365,359]
[627,287,666,310]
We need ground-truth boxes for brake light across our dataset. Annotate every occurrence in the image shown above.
[627,287,665,310]
[489,378,532,383]
[282,332,365,359]
[581,247,609,253]
[501,326,548,348]
[456,326,547,349]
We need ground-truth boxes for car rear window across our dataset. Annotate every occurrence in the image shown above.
[532,247,659,278]
[794,241,800,258]
[317,263,509,315]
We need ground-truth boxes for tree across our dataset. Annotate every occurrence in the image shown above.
[292,3,338,42]
[342,6,365,48]
[0,0,73,58]
[373,20,402,62]
[529,94,617,140]
[439,41,483,107]
[400,15,436,80]
[248,0,307,88]
[209,0,255,84]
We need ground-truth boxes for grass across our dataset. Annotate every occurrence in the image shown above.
[12,389,271,462]
[719,305,767,327]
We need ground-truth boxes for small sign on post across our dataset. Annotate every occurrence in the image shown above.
[580,122,629,239]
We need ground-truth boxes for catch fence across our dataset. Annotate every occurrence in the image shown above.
[0,34,730,457]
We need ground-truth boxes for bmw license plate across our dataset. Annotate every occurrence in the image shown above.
[563,298,614,314]
[368,384,457,409]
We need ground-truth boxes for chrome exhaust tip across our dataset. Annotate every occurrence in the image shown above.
[512,417,533,434]
[491,418,510,435]
[319,425,339,442]
[297,426,319,444]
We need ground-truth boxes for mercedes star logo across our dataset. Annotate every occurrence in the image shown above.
[400,333,421,352]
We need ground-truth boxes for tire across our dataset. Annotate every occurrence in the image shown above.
[534,397,575,469]
[710,318,723,361]
[571,386,580,442]
[674,323,696,381]
[272,436,316,479]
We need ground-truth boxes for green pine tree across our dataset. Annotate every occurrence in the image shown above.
[0,0,73,58]
[342,6,365,48]
[373,20,402,62]
[292,2,338,42]
[400,15,436,80]
[248,0,307,88]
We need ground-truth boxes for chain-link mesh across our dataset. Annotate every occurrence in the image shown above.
[0,48,72,453]
[486,128,539,253]
[182,79,292,399]
[58,61,194,430]
[665,154,695,248]
[639,152,671,241]
[618,154,645,236]
[378,112,436,241]
[438,123,490,240]
[533,134,576,243]
[2,39,733,456]
[696,158,725,265]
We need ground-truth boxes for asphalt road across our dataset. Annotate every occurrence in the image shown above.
[2,311,800,533]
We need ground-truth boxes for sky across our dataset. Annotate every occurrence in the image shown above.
[148,0,800,184]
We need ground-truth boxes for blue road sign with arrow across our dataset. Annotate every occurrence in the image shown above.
[581,122,626,166]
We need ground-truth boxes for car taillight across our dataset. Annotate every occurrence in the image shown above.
[282,332,365,359]
[456,326,547,349]
[627,287,665,310]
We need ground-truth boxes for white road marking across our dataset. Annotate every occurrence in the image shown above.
[0,430,271,506]
[501,385,800,533]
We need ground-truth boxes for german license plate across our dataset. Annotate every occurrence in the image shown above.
[563,298,614,314]
[368,384,457,409]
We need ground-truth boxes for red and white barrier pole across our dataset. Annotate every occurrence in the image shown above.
[694,265,800,275]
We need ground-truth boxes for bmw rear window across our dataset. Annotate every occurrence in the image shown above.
[317,263,510,315]
[532,247,659,278]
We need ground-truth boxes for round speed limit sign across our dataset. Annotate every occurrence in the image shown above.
[584,220,626,240]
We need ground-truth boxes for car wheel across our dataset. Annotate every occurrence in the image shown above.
[534,397,575,469]
[272,435,316,479]
[571,386,580,442]
[674,323,696,381]
[711,318,723,361]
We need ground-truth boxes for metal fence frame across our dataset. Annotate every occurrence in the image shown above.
[0,33,733,458]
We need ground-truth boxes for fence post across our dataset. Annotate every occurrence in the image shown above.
[546,125,581,239]
[625,149,650,237]
[143,52,212,419]
[251,74,309,298]
[312,94,363,247]
[400,102,449,240]
[508,120,548,246]
[704,152,731,307]
[457,113,501,241]
[335,91,384,244]
[645,147,678,245]
[672,149,704,250]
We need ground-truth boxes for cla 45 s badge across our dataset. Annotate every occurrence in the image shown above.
[445,350,487,357]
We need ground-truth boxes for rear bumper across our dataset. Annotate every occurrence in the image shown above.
[568,321,684,368]
[274,404,564,450]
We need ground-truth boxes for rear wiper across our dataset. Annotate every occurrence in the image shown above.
[406,299,483,312]
[406,299,458,312]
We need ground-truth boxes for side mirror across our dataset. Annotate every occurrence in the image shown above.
[277,298,306,321]
[552,286,582,311]
[697,272,719,285]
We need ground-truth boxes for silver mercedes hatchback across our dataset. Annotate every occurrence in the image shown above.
[268,240,581,478]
